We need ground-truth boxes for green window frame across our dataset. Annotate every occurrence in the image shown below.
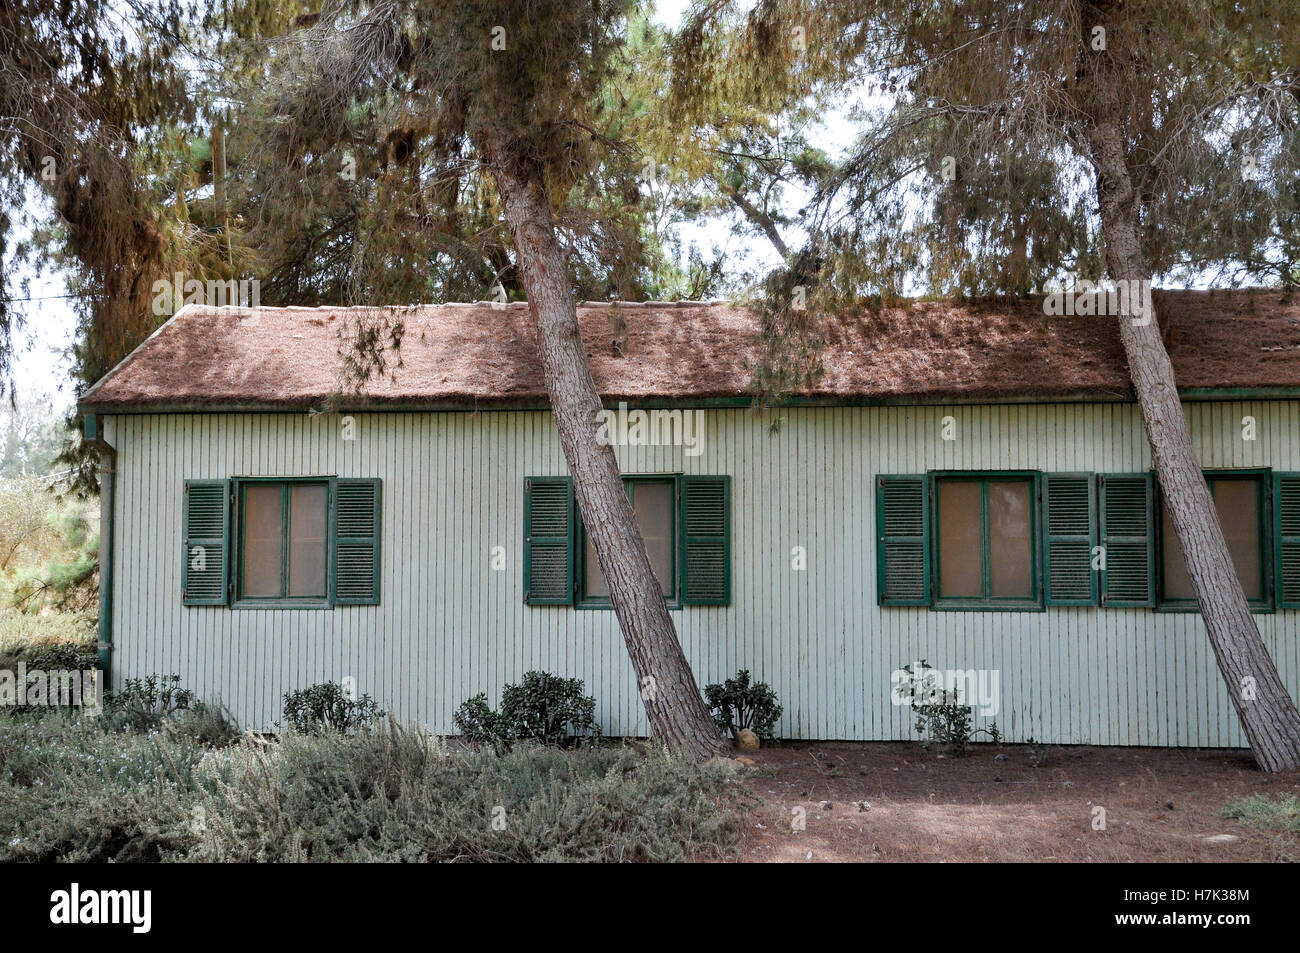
[181,476,380,608]
[578,477,678,608]
[1156,469,1273,612]
[235,478,333,607]
[523,473,731,608]
[930,471,1043,610]
[878,466,1296,613]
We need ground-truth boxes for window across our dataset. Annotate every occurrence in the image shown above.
[523,474,730,607]
[934,474,1039,607]
[878,468,1297,612]
[582,479,676,604]
[239,481,329,602]
[182,477,380,607]
[1159,472,1269,608]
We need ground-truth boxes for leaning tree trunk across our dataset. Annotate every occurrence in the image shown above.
[482,145,729,762]
[1081,7,1300,771]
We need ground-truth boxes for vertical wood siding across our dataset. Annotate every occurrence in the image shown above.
[103,401,1300,745]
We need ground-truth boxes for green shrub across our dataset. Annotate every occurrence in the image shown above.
[280,681,385,734]
[704,669,783,740]
[0,609,97,673]
[188,729,754,862]
[166,701,242,748]
[894,660,999,755]
[0,715,205,862]
[0,718,756,863]
[23,641,99,672]
[105,674,194,733]
[452,692,508,749]
[500,672,600,745]
[454,671,600,750]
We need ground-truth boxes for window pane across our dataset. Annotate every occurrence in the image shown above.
[288,483,327,597]
[585,481,674,599]
[938,480,982,598]
[584,529,608,598]
[635,482,674,596]
[989,481,1033,598]
[1162,502,1195,599]
[1214,478,1262,599]
[243,485,282,597]
[1163,478,1262,601]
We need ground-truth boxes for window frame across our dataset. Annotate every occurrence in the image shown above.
[930,470,1045,612]
[232,476,336,610]
[576,474,681,610]
[1155,468,1274,613]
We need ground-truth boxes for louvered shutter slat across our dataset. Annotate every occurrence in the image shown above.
[1099,473,1155,607]
[183,480,229,605]
[1045,473,1098,605]
[877,475,930,605]
[1276,473,1300,608]
[681,476,730,605]
[524,477,574,605]
[334,479,380,605]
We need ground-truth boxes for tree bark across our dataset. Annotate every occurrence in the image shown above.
[482,144,729,761]
[1080,4,1300,771]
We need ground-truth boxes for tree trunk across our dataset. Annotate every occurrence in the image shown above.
[211,121,232,267]
[1081,5,1300,771]
[483,144,729,761]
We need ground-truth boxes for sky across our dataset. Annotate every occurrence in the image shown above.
[7,199,77,408]
[6,0,855,406]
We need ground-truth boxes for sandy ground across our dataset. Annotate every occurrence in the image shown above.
[734,742,1300,862]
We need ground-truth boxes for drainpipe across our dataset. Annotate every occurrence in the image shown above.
[84,413,115,689]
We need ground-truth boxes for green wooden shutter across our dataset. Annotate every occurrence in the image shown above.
[1275,472,1300,608]
[182,479,230,606]
[877,474,930,606]
[1043,473,1098,605]
[334,479,381,605]
[680,475,731,605]
[524,476,574,605]
[1098,472,1155,607]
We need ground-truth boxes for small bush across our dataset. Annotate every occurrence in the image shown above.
[0,610,97,673]
[704,669,783,740]
[166,701,242,748]
[454,671,600,750]
[24,641,99,672]
[105,674,194,733]
[894,660,999,755]
[452,692,508,749]
[281,681,385,734]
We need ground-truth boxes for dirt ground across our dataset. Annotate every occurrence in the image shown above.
[735,742,1300,862]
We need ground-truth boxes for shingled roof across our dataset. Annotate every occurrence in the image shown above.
[78,290,1300,412]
